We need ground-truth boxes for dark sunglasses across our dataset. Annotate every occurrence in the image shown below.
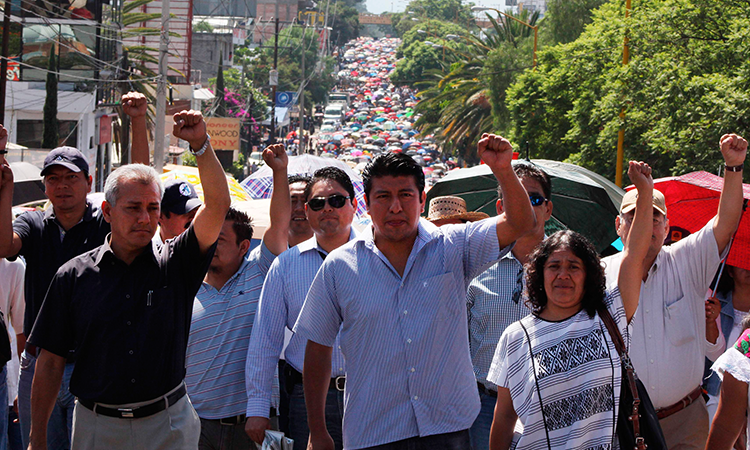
[307,194,351,211]
[529,193,548,207]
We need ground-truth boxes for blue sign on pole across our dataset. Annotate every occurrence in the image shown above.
[276,92,298,107]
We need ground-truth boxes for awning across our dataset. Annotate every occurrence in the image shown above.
[261,107,290,127]
[193,88,216,101]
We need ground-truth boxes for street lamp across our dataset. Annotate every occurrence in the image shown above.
[471,5,538,68]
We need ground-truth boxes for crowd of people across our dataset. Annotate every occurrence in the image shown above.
[311,37,454,186]
[0,42,747,450]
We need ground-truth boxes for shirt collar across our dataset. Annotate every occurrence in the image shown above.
[94,232,159,267]
[357,218,439,253]
[298,228,358,255]
[44,201,96,224]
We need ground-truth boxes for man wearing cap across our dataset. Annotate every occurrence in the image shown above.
[0,92,150,449]
[425,196,489,227]
[157,179,203,244]
[465,164,553,450]
[602,134,747,449]
[26,108,230,450]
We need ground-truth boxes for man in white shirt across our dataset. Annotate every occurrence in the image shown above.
[602,134,747,449]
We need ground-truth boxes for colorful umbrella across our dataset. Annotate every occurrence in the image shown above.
[645,171,750,270]
[161,164,252,204]
[241,155,368,218]
[426,159,625,253]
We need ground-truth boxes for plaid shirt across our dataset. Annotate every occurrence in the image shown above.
[467,252,530,390]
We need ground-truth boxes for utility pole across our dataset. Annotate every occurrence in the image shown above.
[154,0,170,171]
[0,1,12,124]
[615,0,631,187]
[298,23,305,154]
[268,17,279,145]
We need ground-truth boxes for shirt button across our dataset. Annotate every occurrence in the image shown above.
[423,282,427,287]
[131,379,136,383]
[125,294,130,299]
[126,321,132,326]
[413,396,418,400]
[648,334,652,339]
[407,338,412,344]
[645,309,649,314]
[410,367,415,373]
[403,310,408,315]
[129,350,134,355]
[650,359,654,364]
[338,367,343,371]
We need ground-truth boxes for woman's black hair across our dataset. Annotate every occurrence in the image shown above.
[525,230,607,319]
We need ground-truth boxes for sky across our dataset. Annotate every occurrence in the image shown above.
[365,0,407,14]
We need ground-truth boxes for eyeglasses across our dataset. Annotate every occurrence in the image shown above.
[511,267,524,305]
[529,193,548,207]
[307,194,351,211]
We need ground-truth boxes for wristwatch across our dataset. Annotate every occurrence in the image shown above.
[189,134,211,157]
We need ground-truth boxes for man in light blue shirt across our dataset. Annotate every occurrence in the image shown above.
[245,167,358,450]
[295,135,536,450]
[466,163,553,450]
[185,144,291,450]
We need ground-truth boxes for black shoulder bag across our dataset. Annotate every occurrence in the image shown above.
[0,312,12,366]
[599,307,667,450]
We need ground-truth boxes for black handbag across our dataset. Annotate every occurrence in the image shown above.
[599,307,668,450]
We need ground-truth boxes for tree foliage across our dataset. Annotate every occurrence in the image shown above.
[319,0,361,47]
[544,0,608,44]
[390,0,475,37]
[389,19,467,85]
[506,0,750,181]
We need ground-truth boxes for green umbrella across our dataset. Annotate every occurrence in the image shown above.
[425,159,625,253]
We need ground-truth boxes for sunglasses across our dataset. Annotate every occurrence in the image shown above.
[307,194,351,211]
[529,193,548,207]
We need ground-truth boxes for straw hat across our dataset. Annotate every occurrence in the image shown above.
[427,196,490,223]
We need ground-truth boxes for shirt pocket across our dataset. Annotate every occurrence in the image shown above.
[664,296,696,346]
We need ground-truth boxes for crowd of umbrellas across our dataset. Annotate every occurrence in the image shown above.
[310,37,458,186]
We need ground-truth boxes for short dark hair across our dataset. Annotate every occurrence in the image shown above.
[303,167,356,203]
[226,207,253,244]
[288,174,311,186]
[498,163,552,200]
[362,153,425,202]
[525,230,606,319]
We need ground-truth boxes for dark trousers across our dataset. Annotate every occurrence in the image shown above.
[362,430,471,450]
[198,418,253,450]
[288,383,343,450]
[278,360,290,436]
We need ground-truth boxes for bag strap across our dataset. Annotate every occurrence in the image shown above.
[599,307,647,450]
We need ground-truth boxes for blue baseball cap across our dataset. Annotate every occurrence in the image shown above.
[40,147,90,177]
[161,179,202,215]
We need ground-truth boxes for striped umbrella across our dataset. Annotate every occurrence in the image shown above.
[241,154,369,218]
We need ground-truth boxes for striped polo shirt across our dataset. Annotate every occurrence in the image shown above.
[185,243,274,419]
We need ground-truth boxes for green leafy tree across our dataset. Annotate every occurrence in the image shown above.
[42,48,59,149]
[506,0,750,181]
[319,0,361,47]
[544,0,608,44]
[193,21,214,33]
[390,19,468,85]
[391,0,475,37]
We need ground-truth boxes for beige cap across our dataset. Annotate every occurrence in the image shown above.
[427,196,490,223]
[620,189,667,215]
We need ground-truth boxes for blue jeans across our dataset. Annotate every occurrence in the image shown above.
[469,390,497,450]
[362,430,471,450]
[18,352,75,450]
[287,383,343,450]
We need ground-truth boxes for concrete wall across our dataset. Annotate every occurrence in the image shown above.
[191,32,234,85]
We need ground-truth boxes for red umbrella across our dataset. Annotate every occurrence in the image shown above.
[634,171,750,270]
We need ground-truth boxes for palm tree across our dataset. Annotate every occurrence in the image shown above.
[413,10,540,163]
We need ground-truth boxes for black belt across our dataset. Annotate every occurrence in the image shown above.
[78,384,187,419]
[206,414,246,426]
[478,382,497,398]
[285,365,345,392]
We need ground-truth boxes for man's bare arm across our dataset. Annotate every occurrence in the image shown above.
[0,125,22,258]
[28,350,66,450]
[172,110,231,253]
[714,134,747,254]
[122,92,150,165]
[262,144,290,256]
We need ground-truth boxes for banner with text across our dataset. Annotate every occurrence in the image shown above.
[206,118,241,151]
